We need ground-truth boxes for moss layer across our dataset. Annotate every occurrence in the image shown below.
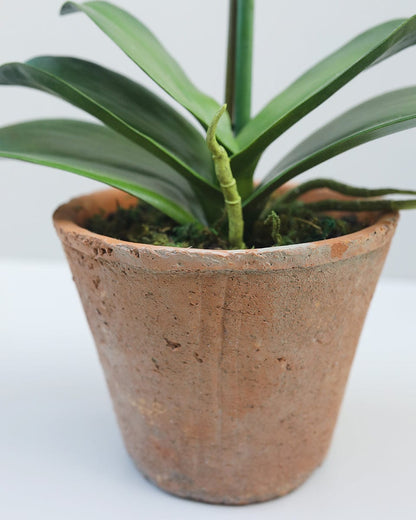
[86,200,367,250]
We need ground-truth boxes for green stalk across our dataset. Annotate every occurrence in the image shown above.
[225,0,254,133]
[225,0,237,122]
[207,105,246,249]
[293,198,416,213]
[275,178,416,205]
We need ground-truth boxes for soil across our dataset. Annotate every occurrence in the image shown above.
[86,199,368,249]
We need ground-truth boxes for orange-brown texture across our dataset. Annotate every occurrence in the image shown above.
[54,189,398,504]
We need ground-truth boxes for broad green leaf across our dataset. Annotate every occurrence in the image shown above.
[0,58,217,190]
[61,1,238,152]
[0,119,212,224]
[244,87,416,213]
[232,16,416,175]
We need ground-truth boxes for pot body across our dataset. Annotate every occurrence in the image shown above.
[54,189,398,504]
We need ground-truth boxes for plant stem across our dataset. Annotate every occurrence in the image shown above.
[293,198,416,213]
[225,0,237,122]
[225,0,254,133]
[207,105,246,249]
[276,178,416,205]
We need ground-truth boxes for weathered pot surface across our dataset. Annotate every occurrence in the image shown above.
[53,188,398,505]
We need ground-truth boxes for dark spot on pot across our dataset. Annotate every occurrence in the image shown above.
[103,321,108,326]
[132,250,140,258]
[277,357,292,370]
[93,246,113,256]
[194,352,203,363]
[96,308,102,315]
[165,338,181,350]
[92,277,100,289]
[151,357,160,370]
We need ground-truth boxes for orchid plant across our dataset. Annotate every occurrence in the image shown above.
[1,1,416,248]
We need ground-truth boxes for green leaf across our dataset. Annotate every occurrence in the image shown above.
[245,87,416,213]
[0,58,218,191]
[0,119,210,224]
[232,16,416,175]
[60,1,238,153]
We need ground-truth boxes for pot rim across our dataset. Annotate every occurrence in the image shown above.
[53,188,399,273]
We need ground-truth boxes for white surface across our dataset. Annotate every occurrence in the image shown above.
[0,260,415,519]
[0,0,416,276]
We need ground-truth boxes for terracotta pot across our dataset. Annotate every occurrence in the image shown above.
[53,188,398,505]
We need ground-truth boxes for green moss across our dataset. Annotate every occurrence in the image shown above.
[86,199,368,249]
[86,202,228,249]
[252,207,364,248]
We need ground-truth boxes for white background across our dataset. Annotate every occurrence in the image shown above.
[1,0,416,277]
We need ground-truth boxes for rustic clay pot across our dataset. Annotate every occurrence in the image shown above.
[53,188,398,505]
